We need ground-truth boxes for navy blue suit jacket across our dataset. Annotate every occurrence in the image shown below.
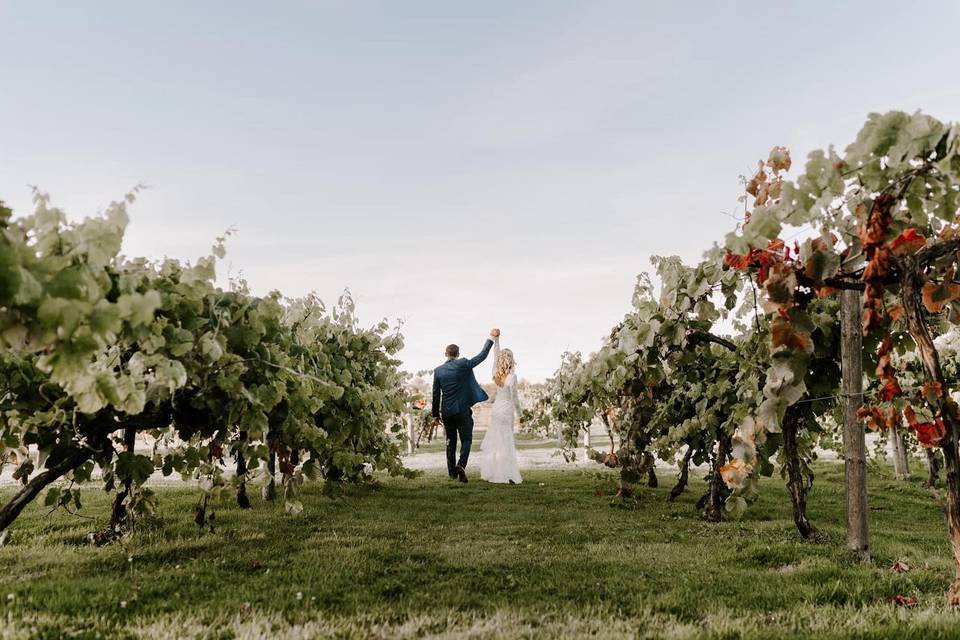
[431,339,494,418]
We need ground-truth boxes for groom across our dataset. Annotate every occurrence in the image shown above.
[432,328,500,483]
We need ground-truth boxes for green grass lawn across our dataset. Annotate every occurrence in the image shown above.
[3,462,960,639]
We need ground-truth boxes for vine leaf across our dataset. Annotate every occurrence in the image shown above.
[889,228,926,256]
[922,280,960,314]
[904,404,946,448]
[771,316,810,351]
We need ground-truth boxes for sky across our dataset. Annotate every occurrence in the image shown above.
[2,1,960,381]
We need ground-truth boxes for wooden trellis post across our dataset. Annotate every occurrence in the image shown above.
[888,426,911,480]
[841,288,870,561]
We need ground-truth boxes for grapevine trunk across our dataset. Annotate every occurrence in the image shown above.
[0,448,94,532]
[109,427,136,529]
[928,449,942,488]
[901,264,960,604]
[705,432,730,522]
[670,446,694,501]
[783,407,818,540]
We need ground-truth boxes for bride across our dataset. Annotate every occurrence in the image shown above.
[480,334,523,484]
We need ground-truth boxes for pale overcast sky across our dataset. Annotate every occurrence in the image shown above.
[2,1,959,380]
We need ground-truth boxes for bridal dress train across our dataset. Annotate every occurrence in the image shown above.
[480,339,523,484]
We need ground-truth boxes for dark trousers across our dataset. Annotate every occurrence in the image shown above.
[442,410,474,475]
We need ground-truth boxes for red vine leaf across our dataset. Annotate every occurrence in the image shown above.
[803,242,839,282]
[922,280,960,314]
[891,560,911,573]
[860,196,896,336]
[888,228,926,256]
[724,252,751,270]
[859,194,895,247]
[940,225,960,241]
[857,405,900,431]
[893,595,918,607]
[770,316,810,351]
[903,404,918,425]
[745,162,765,197]
[767,146,792,173]
[922,381,944,404]
[720,459,750,489]
[874,336,902,401]
[723,239,789,286]
[764,262,797,306]
[857,405,886,431]
[862,249,891,281]
[879,380,903,402]
[904,403,946,448]
[816,286,838,298]
[862,308,882,335]
[913,421,946,448]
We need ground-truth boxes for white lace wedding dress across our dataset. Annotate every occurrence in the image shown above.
[480,338,523,484]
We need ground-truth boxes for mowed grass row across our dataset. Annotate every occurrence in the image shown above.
[3,462,960,639]
[408,429,559,454]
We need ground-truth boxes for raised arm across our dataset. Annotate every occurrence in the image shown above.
[466,334,495,369]
[466,328,500,368]
[491,335,501,380]
[465,339,493,368]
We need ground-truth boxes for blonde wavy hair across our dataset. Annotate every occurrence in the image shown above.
[494,349,515,387]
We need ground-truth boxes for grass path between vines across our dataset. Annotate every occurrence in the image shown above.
[3,462,960,639]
